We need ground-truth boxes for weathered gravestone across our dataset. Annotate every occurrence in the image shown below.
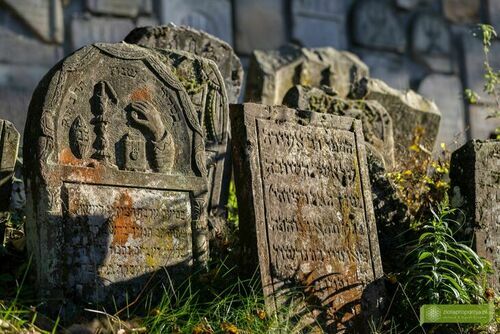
[350,78,441,165]
[124,24,243,104]
[282,85,394,168]
[245,45,369,105]
[231,103,384,332]
[450,140,500,295]
[23,43,209,315]
[352,0,406,53]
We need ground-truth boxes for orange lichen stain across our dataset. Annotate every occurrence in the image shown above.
[130,86,151,102]
[111,191,139,246]
[59,147,80,165]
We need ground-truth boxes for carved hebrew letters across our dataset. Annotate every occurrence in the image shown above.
[231,104,384,331]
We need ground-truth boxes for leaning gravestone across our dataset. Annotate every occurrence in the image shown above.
[450,140,500,295]
[231,103,384,332]
[350,78,441,165]
[245,45,369,105]
[24,43,209,315]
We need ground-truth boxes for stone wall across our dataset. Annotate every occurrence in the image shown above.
[1,0,499,144]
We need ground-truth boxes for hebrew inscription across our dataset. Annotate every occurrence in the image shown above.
[64,184,191,303]
[231,104,384,332]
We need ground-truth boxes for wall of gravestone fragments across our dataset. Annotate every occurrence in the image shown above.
[0,0,500,144]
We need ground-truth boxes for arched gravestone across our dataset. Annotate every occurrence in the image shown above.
[23,43,209,313]
[231,103,384,332]
[125,24,241,234]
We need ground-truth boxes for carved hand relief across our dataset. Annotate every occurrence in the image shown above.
[62,74,179,173]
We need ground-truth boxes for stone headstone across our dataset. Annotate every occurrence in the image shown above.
[86,0,152,18]
[350,78,441,164]
[159,0,232,44]
[0,119,20,211]
[231,103,384,331]
[2,0,63,43]
[245,45,369,105]
[70,16,135,50]
[283,85,394,168]
[124,24,243,103]
[418,74,466,148]
[450,140,500,295]
[23,43,209,314]
[357,51,409,90]
[234,0,287,55]
[291,0,351,49]
[352,0,406,53]
[443,0,481,23]
[411,14,453,73]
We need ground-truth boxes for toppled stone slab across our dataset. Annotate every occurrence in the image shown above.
[231,103,384,332]
[245,45,369,105]
[450,140,500,295]
[23,43,209,317]
[350,78,441,165]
